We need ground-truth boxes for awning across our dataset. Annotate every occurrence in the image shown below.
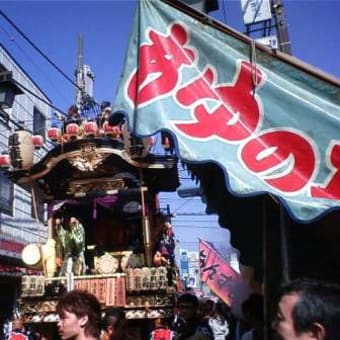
[113,0,340,223]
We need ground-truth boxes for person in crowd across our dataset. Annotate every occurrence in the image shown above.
[101,307,125,340]
[208,301,230,340]
[272,278,340,340]
[56,290,101,340]
[240,294,264,340]
[149,318,175,340]
[8,317,39,340]
[172,293,213,339]
[199,299,214,321]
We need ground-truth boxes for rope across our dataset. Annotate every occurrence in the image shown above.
[31,187,42,245]
[250,39,259,93]
[0,9,81,91]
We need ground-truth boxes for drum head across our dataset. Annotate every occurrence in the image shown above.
[22,243,42,266]
[96,254,119,274]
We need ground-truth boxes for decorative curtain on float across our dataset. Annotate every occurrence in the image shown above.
[113,0,340,222]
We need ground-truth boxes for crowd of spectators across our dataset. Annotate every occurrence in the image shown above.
[5,277,340,339]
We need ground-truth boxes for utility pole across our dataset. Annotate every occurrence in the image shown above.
[238,0,291,54]
[76,33,84,109]
[272,0,292,54]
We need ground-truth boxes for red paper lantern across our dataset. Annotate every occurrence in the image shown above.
[47,127,60,141]
[0,153,10,168]
[65,123,79,140]
[103,121,120,137]
[84,121,98,137]
[32,135,44,149]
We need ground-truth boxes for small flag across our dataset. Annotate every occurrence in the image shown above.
[199,239,249,307]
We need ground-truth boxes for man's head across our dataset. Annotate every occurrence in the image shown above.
[273,278,340,340]
[199,299,214,318]
[101,307,124,338]
[177,293,199,322]
[57,290,101,339]
[12,318,24,331]
[55,218,63,226]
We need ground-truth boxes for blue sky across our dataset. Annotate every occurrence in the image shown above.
[0,0,339,251]
[0,0,339,112]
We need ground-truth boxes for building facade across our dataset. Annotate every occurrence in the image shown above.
[0,43,50,323]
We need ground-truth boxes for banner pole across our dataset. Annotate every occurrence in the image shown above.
[262,196,269,340]
[279,206,290,283]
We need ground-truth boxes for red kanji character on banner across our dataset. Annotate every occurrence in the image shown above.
[127,23,195,106]
[175,61,264,142]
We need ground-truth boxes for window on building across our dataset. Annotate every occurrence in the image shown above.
[0,171,14,215]
[33,107,46,138]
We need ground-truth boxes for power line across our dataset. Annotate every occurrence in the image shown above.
[174,212,211,216]
[12,78,66,114]
[0,9,81,91]
[220,0,228,25]
[173,226,221,229]
[0,23,70,104]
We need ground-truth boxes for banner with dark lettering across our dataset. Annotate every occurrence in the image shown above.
[199,239,249,308]
[113,0,340,222]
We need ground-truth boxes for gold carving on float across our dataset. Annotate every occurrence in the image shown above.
[67,177,125,196]
[67,144,107,171]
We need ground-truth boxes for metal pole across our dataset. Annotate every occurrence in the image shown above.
[272,0,292,54]
[140,169,152,266]
[262,196,268,340]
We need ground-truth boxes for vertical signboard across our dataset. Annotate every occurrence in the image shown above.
[180,250,189,277]
[240,0,272,24]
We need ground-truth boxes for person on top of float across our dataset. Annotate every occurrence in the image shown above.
[61,104,83,138]
[97,101,112,127]
[97,101,122,138]
[66,104,82,122]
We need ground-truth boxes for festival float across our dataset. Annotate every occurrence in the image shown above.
[4,104,180,337]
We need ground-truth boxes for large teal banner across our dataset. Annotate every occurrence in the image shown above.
[113,0,340,222]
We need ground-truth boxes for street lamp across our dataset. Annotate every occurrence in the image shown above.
[0,71,23,109]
